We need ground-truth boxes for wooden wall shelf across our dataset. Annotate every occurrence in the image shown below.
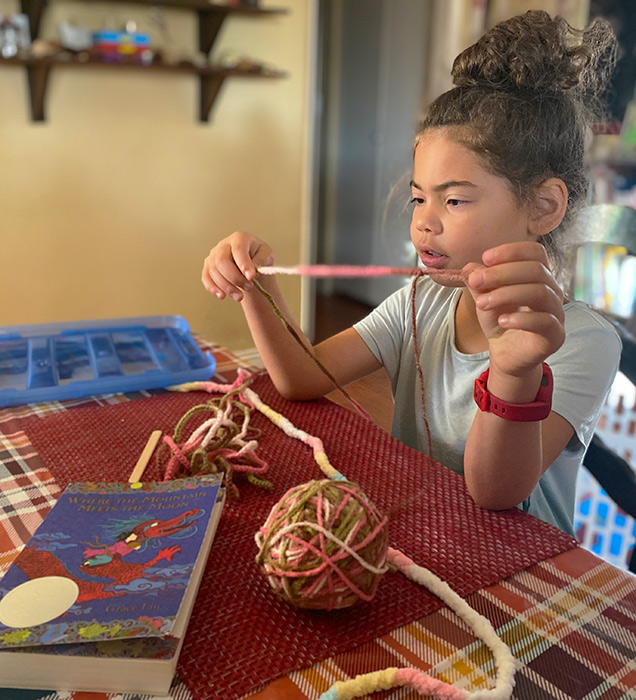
[1,55,284,121]
[8,1,287,121]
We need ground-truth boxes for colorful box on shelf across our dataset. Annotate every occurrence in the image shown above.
[0,315,216,407]
[92,30,151,60]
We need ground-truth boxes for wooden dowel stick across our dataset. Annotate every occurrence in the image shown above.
[128,430,162,483]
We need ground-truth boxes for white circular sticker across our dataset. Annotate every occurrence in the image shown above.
[0,576,80,628]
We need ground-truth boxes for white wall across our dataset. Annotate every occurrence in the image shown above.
[0,0,313,350]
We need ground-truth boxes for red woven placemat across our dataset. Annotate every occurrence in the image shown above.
[19,374,578,699]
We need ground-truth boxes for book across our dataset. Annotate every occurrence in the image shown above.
[0,474,225,695]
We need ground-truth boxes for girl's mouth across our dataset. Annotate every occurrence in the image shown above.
[419,250,448,268]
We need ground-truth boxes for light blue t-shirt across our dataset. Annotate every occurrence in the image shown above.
[353,278,621,535]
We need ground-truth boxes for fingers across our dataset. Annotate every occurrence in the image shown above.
[482,241,549,266]
[467,242,564,307]
[201,232,274,302]
[469,259,549,289]
[469,259,558,293]
[203,247,249,301]
[235,237,274,281]
[474,281,564,321]
[496,309,566,350]
[464,242,566,366]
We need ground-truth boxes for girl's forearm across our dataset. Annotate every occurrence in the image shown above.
[239,275,342,399]
[464,416,544,509]
[463,364,545,509]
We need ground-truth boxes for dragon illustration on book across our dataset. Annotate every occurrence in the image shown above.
[12,508,203,603]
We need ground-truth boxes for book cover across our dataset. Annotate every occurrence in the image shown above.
[0,475,225,694]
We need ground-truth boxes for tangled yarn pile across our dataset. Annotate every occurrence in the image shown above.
[255,479,389,610]
[159,371,271,497]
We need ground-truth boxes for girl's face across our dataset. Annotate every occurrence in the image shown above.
[410,129,535,281]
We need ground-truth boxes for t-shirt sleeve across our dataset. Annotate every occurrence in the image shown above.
[550,305,622,453]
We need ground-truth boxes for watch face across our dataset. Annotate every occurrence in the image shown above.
[473,371,490,412]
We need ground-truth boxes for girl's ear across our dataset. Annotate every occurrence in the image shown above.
[529,178,568,237]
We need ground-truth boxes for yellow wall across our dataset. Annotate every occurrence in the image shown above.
[0,0,311,350]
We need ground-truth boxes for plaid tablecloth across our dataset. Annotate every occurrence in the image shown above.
[1,341,634,700]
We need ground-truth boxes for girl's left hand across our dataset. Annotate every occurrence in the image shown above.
[465,241,565,378]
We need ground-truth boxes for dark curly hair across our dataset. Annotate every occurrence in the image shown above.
[417,10,618,278]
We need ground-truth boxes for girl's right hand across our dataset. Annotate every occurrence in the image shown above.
[201,231,274,302]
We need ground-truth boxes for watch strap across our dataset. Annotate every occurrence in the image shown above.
[473,363,553,422]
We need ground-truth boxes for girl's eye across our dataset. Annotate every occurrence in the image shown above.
[447,198,466,207]
[410,196,424,206]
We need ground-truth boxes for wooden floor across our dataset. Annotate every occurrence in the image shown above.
[315,293,394,433]
[314,292,374,342]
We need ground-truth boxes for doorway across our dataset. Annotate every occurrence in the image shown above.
[311,0,432,341]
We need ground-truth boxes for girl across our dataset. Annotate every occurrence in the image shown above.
[201,11,621,535]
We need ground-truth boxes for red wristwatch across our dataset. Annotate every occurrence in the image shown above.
[474,363,553,422]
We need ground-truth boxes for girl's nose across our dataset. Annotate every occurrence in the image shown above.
[412,204,442,235]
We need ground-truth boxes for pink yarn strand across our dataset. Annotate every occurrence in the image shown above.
[163,434,195,480]
[258,264,468,283]
[395,668,467,699]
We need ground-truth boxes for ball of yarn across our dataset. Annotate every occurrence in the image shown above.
[255,479,389,610]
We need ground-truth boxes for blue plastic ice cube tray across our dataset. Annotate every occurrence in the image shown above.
[0,315,216,407]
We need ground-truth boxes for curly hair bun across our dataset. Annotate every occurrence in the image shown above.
[451,10,616,97]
